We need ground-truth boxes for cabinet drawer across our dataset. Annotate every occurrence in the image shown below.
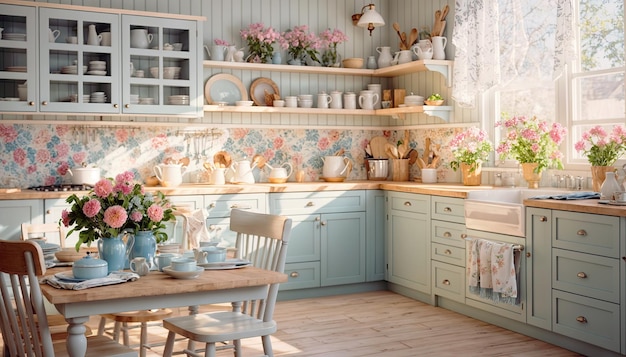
[432,261,465,303]
[552,211,620,258]
[205,193,266,218]
[387,192,430,215]
[431,196,465,224]
[553,290,620,353]
[431,220,466,248]
[431,242,465,267]
[280,262,320,291]
[552,248,619,303]
[269,191,365,215]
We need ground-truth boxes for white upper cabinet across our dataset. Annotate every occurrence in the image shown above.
[121,15,201,116]
[39,8,120,113]
[0,4,38,111]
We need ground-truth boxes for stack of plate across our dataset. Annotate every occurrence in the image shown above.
[404,94,425,106]
[87,60,107,76]
[3,33,27,41]
[31,240,61,262]
[130,94,139,104]
[6,66,27,72]
[138,97,155,105]
[61,65,88,75]
[168,94,189,105]
[69,94,91,103]
[90,91,107,103]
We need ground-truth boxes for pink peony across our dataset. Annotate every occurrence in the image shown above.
[146,204,164,222]
[82,199,101,218]
[61,210,70,227]
[130,210,143,222]
[94,178,113,198]
[103,205,128,229]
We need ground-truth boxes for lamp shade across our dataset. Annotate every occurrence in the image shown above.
[357,5,385,29]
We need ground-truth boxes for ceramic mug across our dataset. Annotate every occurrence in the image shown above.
[130,257,150,276]
[170,257,196,272]
[343,92,356,109]
[100,32,111,46]
[156,253,179,272]
[317,93,332,109]
[421,168,437,183]
[284,96,298,108]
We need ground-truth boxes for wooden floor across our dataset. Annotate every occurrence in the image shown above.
[88,290,582,357]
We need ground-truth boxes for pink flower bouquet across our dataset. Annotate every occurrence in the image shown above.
[62,171,175,249]
[319,28,348,67]
[575,125,626,166]
[279,25,322,64]
[240,23,282,63]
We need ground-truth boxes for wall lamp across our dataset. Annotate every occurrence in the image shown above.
[351,4,385,36]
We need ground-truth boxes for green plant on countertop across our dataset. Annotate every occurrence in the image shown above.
[61,171,176,250]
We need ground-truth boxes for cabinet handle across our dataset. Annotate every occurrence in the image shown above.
[315,217,321,222]
[208,203,216,208]
[576,272,587,279]
[113,103,119,108]
[576,316,588,324]
[28,101,35,106]
[306,201,315,207]
[320,221,326,226]
[125,104,131,108]
[41,101,48,106]
[539,216,547,222]
[443,207,451,212]
[208,224,217,230]
[443,232,452,238]
[290,272,299,278]
[46,210,52,214]
[444,249,452,255]
[230,204,239,209]
[403,201,412,206]
[460,233,467,239]
[442,279,451,285]
[576,229,587,236]
[526,252,531,258]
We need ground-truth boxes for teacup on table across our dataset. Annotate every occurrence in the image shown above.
[170,257,196,272]
[156,253,179,272]
[614,191,626,202]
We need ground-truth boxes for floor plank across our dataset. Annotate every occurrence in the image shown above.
[86,291,582,356]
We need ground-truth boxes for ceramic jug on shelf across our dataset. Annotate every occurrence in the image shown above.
[87,24,101,46]
[376,46,393,68]
[265,162,293,180]
[205,44,227,61]
[330,91,343,109]
[225,45,238,62]
[317,92,332,109]
[431,36,447,60]
[130,28,152,49]
[397,50,413,65]
[321,156,352,178]
[358,90,379,110]
[48,28,60,43]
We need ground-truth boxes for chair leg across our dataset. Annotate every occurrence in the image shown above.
[139,321,147,357]
[163,331,176,357]
[205,342,217,357]
[121,322,130,347]
[113,321,122,342]
[97,316,107,336]
[262,335,274,357]
[233,339,242,357]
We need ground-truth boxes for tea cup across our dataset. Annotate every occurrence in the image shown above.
[284,96,298,108]
[66,36,78,44]
[614,191,626,202]
[273,99,285,107]
[156,253,179,272]
[421,168,437,183]
[170,257,196,272]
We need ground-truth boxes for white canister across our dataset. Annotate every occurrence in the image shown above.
[343,92,356,109]
[358,90,379,110]
[421,168,437,183]
[367,84,382,109]
[284,96,298,108]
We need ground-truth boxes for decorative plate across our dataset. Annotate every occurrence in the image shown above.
[163,266,203,279]
[250,77,280,106]
[204,73,247,105]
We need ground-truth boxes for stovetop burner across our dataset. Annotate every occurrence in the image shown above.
[29,184,92,192]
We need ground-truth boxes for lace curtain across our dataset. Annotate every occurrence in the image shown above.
[451,0,575,108]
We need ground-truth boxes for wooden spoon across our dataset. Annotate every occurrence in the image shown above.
[252,154,266,169]
[401,32,408,49]
[432,10,442,37]
[408,28,418,47]
[407,149,419,165]
[385,143,399,159]
[393,22,404,43]
[213,151,232,168]
[179,157,190,167]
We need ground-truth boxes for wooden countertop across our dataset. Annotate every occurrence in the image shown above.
[3,181,626,216]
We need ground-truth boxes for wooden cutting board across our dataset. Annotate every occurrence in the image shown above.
[369,136,388,159]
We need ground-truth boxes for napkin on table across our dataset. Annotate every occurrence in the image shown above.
[41,271,140,290]
[527,192,600,200]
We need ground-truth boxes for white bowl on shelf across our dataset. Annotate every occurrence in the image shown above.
[150,67,159,78]
[235,100,254,107]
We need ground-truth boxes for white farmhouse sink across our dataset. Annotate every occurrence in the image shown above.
[465,188,571,237]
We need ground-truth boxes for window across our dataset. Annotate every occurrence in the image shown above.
[487,0,624,169]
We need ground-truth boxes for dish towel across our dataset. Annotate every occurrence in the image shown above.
[41,271,139,290]
[466,238,520,305]
[528,191,600,200]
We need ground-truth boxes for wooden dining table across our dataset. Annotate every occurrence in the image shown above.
[41,266,287,357]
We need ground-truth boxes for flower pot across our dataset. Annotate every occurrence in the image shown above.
[591,166,615,192]
[521,163,543,189]
[129,230,157,270]
[460,163,482,186]
[98,233,133,273]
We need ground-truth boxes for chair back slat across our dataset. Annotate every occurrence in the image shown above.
[0,240,55,356]
[21,223,66,248]
[229,209,291,322]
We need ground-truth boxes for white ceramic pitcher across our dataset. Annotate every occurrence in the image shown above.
[376,46,393,68]
[322,156,352,178]
[431,36,447,60]
[228,160,257,184]
[130,28,152,49]
[153,163,186,187]
[48,28,60,43]
[358,90,379,110]
[87,24,101,46]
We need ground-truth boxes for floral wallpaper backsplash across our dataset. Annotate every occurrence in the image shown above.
[0,124,465,188]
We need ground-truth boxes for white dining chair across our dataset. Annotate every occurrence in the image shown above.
[161,209,292,357]
[21,222,67,248]
[0,239,135,357]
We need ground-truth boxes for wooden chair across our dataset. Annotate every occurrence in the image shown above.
[0,239,135,357]
[162,209,292,357]
[21,222,66,248]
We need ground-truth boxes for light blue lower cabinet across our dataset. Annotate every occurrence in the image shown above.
[0,199,43,241]
[282,262,321,290]
[553,290,621,353]
[431,260,465,303]
[321,211,366,286]
[366,190,385,282]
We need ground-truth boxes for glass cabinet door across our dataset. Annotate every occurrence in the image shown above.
[0,4,37,112]
[39,8,120,114]
[122,15,199,116]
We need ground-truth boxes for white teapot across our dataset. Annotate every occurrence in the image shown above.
[266,162,293,183]
[322,156,352,178]
[153,163,187,187]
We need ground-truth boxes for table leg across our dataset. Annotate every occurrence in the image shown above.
[65,316,89,357]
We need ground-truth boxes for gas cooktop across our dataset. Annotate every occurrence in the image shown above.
[29,184,92,192]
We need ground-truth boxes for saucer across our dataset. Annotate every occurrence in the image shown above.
[54,271,88,282]
[163,266,203,279]
[608,200,626,206]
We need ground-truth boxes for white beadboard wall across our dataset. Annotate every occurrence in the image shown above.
[25,0,478,127]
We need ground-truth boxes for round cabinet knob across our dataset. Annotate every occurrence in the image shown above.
[290,272,299,278]
[403,201,412,206]
[460,233,467,239]
[41,101,48,106]
[28,101,35,106]
[576,316,588,324]
[320,221,326,226]
[125,104,131,108]
[526,252,531,258]
[113,104,119,108]
[442,279,451,285]
[539,216,548,222]
[576,272,587,279]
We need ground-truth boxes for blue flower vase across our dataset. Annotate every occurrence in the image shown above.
[129,230,157,270]
[98,233,134,273]
[272,52,282,64]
